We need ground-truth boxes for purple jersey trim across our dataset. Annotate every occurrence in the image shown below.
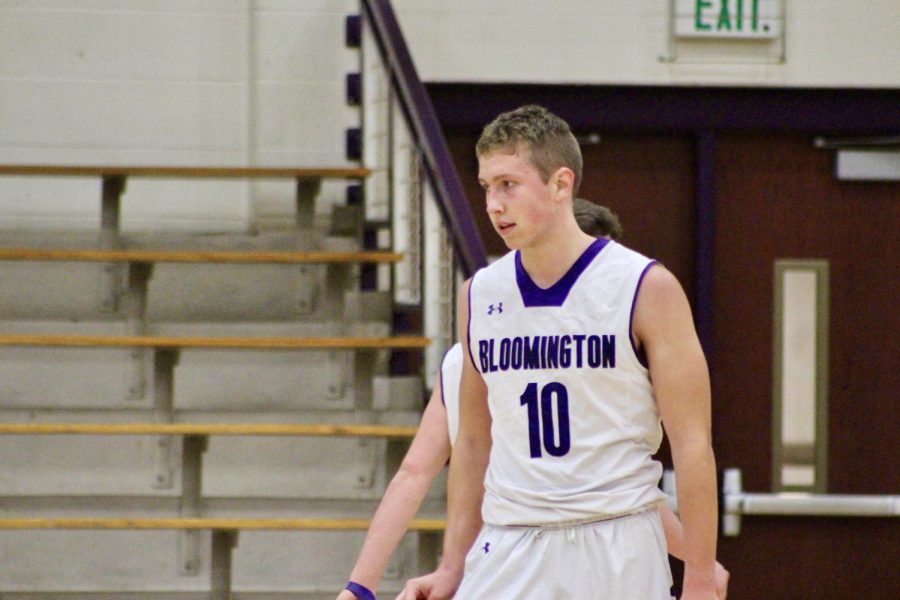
[515,237,609,307]
[630,261,658,370]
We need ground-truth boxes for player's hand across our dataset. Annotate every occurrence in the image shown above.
[335,591,358,600]
[680,582,719,600]
[714,561,730,599]
[680,561,721,600]
[394,567,460,600]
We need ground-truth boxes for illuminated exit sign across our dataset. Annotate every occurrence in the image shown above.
[674,0,782,39]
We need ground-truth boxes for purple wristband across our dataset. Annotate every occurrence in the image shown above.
[346,581,376,600]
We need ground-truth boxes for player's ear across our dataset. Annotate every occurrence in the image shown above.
[551,167,575,201]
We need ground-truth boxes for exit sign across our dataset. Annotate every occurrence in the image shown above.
[674,0,782,39]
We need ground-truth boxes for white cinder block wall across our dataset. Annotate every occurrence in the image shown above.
[1,0,896,229]
[0,0,361,231]
[392,0,900,87]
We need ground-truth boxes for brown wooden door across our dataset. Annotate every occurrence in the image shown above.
[713,132,900,599]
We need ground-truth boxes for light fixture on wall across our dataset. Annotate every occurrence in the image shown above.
[575,133,602,146]
[814,136,900,181]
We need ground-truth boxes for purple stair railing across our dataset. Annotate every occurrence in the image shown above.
[360,0,487,277]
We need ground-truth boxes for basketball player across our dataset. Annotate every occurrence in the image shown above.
[396,105,719,599]
[339,201,727,599]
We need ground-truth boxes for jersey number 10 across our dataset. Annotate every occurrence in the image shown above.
[520,382,571,458]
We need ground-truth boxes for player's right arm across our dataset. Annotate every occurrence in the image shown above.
[396,279,491,600]
[336,370,452,600]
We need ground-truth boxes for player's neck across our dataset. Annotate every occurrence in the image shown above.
[518,227,596,290]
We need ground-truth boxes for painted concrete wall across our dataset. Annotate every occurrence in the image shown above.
[1,1,896,227]
[0,0,360,230]
[393,0,900,88]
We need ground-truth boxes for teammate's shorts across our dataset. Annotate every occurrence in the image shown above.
[454,507,674,599]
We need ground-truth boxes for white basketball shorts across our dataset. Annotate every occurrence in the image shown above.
[454,508,673,599]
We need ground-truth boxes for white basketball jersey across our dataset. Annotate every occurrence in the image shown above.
[467,238,667,526]
[439,343,463,446]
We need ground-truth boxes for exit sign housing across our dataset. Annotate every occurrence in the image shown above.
[674,0,782,39]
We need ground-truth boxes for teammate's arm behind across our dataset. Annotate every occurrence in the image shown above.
[336,374,452,600]
[395,279,491,600]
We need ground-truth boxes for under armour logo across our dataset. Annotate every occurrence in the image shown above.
[487,303,503,315]
[482,542,490,554]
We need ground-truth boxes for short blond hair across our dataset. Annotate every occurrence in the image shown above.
[476,105,582,197]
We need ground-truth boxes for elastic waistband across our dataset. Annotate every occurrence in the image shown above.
[499,501,662,529]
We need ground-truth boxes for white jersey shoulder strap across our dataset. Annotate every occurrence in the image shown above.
[439,343,463,446]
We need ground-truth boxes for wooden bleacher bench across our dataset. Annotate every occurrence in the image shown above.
[0,515,445,598]
[0,164,389,314]
[0,333,429,349]
[0,165,433,596]
[0,247,401,264]
[0,419,442,598]
[0,517,443,531]
[0,164,371,179]
[0,332,430,405]
[0,518,445,600]
[0,421,426,521]
[0,422,418,438]
[0,164,388,265]
[0,333,428,401]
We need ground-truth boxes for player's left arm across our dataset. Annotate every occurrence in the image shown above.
[633,264,718,600]
[659,504,730,599]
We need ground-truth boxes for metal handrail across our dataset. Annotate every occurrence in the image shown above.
[721,468,899,536]
[360,0,487,277]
